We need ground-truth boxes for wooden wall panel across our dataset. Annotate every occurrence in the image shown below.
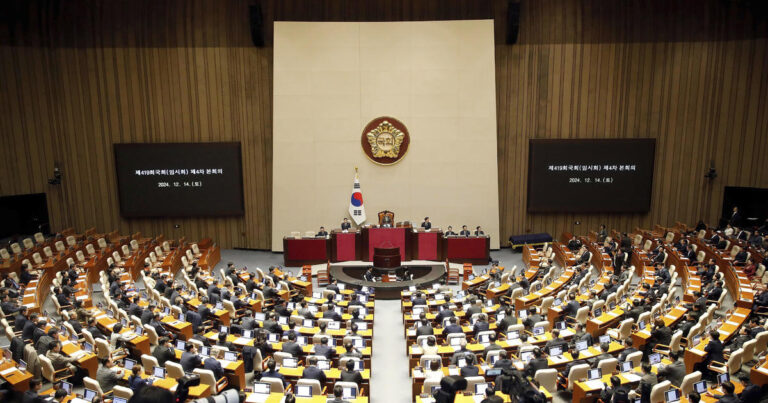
[1,0,767,249]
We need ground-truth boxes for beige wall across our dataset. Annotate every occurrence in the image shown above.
[272,20,500,251]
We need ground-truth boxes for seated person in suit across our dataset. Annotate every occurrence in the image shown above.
[301,356,327,385]
[259,358,287,387]
[314,337,337,360]
[339,359,364,385]
[283,332,304,357]
[127,365,150,393]
[421,217,432,230]
[450,339,477,366]
[363,268,375,282]
[459,225,471,237]
[316,227,328,237]
[341,218,351,231]
[657,351,685,387]
[443,317,464,336]
[180,343,202,372]
[444,226,457,236]
[493,350,514,370]
[329,384,352,403]
[524,348,548,377]
[204,351,226,380]
[474,226,485,236]
[153,337,176,367]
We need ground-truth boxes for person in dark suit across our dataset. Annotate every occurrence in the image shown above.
[657,351,685,387]
[716,381,739,403]
[153,337,176,367]
[734,249,748,265]
[282,332,303,357]
[14,306,29,332]
[472,314,490,338]
[435,306,455,324]
[416,317,434,337]
[314,337,336,360]
[180,343,202,372]
[443,317,463,336]
[492,350,514,370]
[140,304,156,325]
[460,225,471,237]
[474,226,485,236]
[339,359,363,385]
[737,374,762,402]
[323,304,342,322]
[695,330,725,380]
[127,365,150,393]
[729,207,741,227]
[262,312,282,334]
[421,217,432,230]
[183,306,202,334]
[216,331,237,351]
[523,307,542,330]
[301,357,327,385]
[204,354,225,380]
[563,294,581,317]
[444,226,457,236]
[676,313,697,338]
[22,313,39,340]
[706,280,724,302]
[316,227,328,237]
[0,293,19,315]
[645,319,672,356]
[497,307,517,332]
[572,323,594,346]
[23,378,45,403]
[341,218,351,231]
[259,358,287,387]
[524,348,548,378]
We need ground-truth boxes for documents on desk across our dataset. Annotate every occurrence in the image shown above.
[584,380,606,390]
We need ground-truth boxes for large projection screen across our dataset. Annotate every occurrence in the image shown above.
[272,21,500,251]
[527,139,656,213]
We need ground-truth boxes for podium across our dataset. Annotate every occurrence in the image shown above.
[360,226,413,261]
[373,246,401,269]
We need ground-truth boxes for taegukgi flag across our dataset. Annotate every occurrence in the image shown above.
[348,168,366,225]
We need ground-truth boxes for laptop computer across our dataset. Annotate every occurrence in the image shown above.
[176,340,186,350]
[520,351,534,363]
[575,340,588,352]
[83,342,93,353]
[620,361,633,372]
[124,358,136,370]
[717,373,729,385]
[224,351,238,361]
[282,357,298,368]
[664,389,682,403]
[693,381,707,394]
[252,382,271,395]
[549,346,563,357]
[342,386,357,399]
[474,383,492,396]
[295,385,312,398]
[83,389,98,402]
[153,366,166,378]
[648,353,661,365]
[113,397,128,403]
[507,330,520,340]
[18,359,27,372]
[60,381,73,394]
[599,335,611,344]
[533,326,545,336]
[588,368,602,380]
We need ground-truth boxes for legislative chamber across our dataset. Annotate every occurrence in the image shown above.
[2,1,768,403]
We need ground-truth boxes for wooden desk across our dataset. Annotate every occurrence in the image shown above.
[246,393,368,403]
[750,359,768,386]
[684,307,751,372]
[0,359,33,391]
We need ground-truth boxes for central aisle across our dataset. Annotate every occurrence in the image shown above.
[371,299,412,402]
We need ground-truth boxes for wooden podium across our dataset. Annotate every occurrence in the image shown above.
[373,246,401,269]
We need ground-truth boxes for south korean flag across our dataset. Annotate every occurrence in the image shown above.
[348,170,367,225]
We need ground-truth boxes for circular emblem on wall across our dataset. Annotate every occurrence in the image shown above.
[361,116,410,165]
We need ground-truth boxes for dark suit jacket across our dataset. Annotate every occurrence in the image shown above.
[443,324,463,335]
[204,357,225,379]
[141,309,154,325]
[704,339,725,365]
[341,222,351,230]
[314,344,336,359]
[459,366,480,377]
[128,374,150,392]
[180,351,202,372]
[260,369,287,386]
[153,346,175,367]
[282,341,303,357]
[22,321,37,340]
[657,360,685,387]
[416,324,434,336]
[525,358,549,377]
[301,365,327,385]
[340,369,364,385]
[22,390,45,403]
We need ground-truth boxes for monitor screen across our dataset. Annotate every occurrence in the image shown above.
[153,366,166,378]
[357,322,368,330]
[342,387,357,399]
[594,308,602,317]
[665,389,681,403]
[575,340,588,351]
[486,368,502,377]
[520,351,533,363]
[353,338,365,348]
[648,353,661,365]
[693,381,707,394]
[254,312,266,321]
[61,381,73,394]
[588,368,602,380]
[224,351,238,361]
[124,358,136,370]
[527,139,656,213]
[253,382,270,394]
[267,333,279,343]
[283,358,298,368]
[549,346,562,356]
[296,385,312,398]
[317,360,331,370]
[243,330,252,338]
[84,342,93,352]
[18,359,26,372]
[717,373,729,385]
[113,142,244,217]
[302,319,313,328]
[200,346,210,357]
[507,331,520,340]
[599,335,611,344]
[113,398,127,403]
[475,383,491,396]
[176,340,186,350]
[83,389,98,402]
[457,358,467,368]
[620,361,633,372]
[533,326,545,336]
